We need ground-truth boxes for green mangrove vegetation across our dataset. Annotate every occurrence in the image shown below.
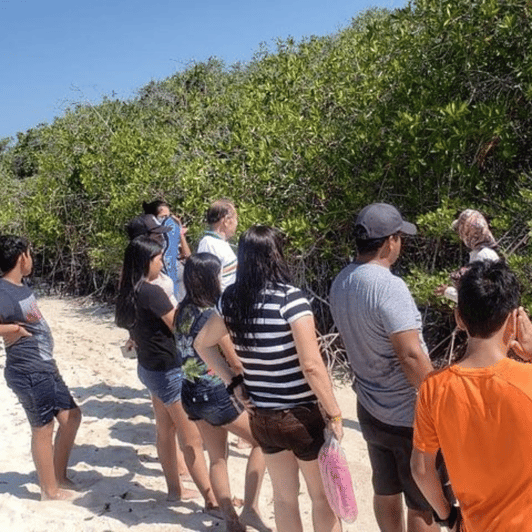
[1,0,532,358]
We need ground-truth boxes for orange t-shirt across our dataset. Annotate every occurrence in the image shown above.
[414,358,532,532]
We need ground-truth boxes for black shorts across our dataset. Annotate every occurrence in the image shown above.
[250,402,325,461]
[357,401,431,512]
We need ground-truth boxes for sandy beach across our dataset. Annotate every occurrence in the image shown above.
[0,295,382,532]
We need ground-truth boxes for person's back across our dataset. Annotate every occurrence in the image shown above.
[415,359,532,530]
[330,261,422,426]
[330,203,437,532]
[412,260,532,531]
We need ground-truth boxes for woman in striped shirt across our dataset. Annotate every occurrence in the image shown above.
[195,226,343,532]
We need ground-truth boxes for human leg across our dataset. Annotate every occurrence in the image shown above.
[5,370,75,500]
[225,412,264,510]
[374,494,405,532]
[177,447,190,477]
[407,509,438,532]
[165,399,217,508]
[265,450,303,532]
[31,420,70,500]
[54,406,81,487]
[359,401,425,532]
[298,458,341,532]
[151,395,197,501]
[225,413,272,532]
[196,420,244,532]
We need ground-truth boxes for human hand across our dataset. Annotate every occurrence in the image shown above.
[510,307,532,361]
[434,284,448,296]
[125,337,137,350]
[2,324,32,347]
[233,383,255,414]
[180,226,188,236]
[327,417,344,443]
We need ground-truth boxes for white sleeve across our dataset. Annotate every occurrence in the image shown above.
[472,247,499,262]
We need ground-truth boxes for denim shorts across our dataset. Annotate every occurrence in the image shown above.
[4,367,77,428]
[357,401,432,512]
[137,364,183,405]
[250,402,325,461]
[181,379,242,426]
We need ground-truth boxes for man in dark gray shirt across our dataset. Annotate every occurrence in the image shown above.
[330,203,437,532]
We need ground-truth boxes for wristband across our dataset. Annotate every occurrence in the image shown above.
[433,505,460,529]
[328,415,342,423]
[226,374,244,396]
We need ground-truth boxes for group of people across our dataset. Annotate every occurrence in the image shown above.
[330,203,532,532]
[1,198,532,532]
[114,198,344,532]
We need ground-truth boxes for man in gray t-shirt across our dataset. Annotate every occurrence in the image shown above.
[330,203,437,532]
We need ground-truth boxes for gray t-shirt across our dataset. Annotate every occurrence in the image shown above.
[330,262,428,427]
[0,279,56,374]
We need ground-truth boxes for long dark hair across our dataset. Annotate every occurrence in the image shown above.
[175,253,221,327]
[221,226,291,344]
[183,253,222,308]
[115,236,163,329]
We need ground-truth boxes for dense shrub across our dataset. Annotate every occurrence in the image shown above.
[2,0,532,360]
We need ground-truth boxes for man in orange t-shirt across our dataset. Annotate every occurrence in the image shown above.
[412,260,532,532]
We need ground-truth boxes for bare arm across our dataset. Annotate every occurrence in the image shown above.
[411,449,452,524]
[169,214,191,259]
[0,323,32,346]
[390,329,433,389]
[218,334,244,375]
[179,231,191,259]
[194,313,238,384]
[291,314,343,441]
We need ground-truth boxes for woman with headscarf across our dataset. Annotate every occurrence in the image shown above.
[436,209,500,302]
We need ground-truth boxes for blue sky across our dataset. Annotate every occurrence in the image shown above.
[1,0,405,140]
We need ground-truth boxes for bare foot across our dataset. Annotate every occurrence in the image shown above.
[240,507,274,532]
[58,478,79,490]
[167,487,201,502]
[41,488,75,501]
[203,504,224,520]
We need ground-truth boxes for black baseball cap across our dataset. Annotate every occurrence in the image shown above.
[355,203,417,239]
[126,215,171,240]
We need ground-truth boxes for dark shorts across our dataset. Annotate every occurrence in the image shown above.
[137,364,183,405]
[181,379,242,426]
[4,367,77,428]
[250,402,325,461]
[357,401,431,512]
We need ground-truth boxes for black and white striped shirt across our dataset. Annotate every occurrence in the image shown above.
[216,284,317,409]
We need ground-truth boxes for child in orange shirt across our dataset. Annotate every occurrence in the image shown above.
[412,260,532,532]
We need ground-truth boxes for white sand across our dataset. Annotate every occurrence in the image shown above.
[0,296,381,531]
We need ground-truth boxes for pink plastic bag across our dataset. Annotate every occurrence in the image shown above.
[318,430,358,523]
